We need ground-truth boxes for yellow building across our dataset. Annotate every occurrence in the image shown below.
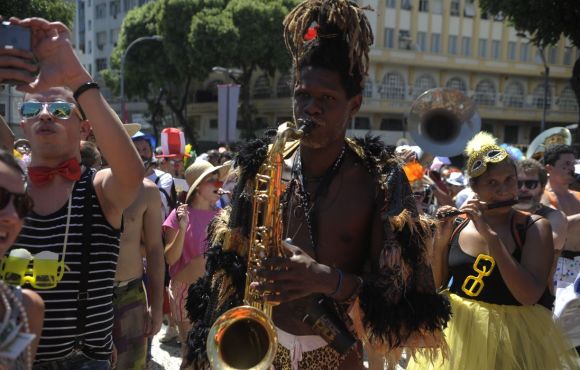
[187,0,579,149]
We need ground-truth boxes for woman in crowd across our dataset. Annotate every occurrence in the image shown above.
[408,132,580,369]
[0,150,44,369]
[162,160,222,362]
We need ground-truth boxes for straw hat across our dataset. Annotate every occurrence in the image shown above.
[185,160,224,204]
[123,123,141,137]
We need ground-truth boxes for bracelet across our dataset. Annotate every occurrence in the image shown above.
[73,81,100,101]
[328,268,343,297]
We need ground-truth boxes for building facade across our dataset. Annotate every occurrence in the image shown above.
[70,0,152,125]
[188,0,579,149]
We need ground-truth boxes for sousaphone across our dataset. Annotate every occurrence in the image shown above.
[526,127,572,160]
[408,88,481,157]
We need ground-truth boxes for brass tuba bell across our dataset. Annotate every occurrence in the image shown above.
[408,88,481,157]
[526,126,572,161]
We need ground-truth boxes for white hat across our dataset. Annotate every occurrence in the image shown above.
[446,172,467,186]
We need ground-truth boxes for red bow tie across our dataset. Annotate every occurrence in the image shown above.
[28,159,82,186]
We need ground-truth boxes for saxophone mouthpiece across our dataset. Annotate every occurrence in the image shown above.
[296,118,315,134]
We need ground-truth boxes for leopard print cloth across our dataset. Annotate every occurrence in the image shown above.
[272,343,344,370]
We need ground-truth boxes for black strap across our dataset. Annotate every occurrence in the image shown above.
[74,173,93,351]
[155,174,177,210]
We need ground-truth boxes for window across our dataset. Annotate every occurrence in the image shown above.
[431,0,443,14]
[88,20,91,31]
[401,0,412,10]
[520,43,530,62]
[507,41,516,61]
[464,0,475,17]
[386,0,396,8]
[413,74,437,98]
[563,48,573,65]
[110,29,119,45]
[276,73,292,97]
[88,40,92,54]
[532,83,552,109]
[474,79,496,106]
[504,125,519,144]
[482,123,494,135]
[95,3,106,18]
[431,33,441,53]
[209,119,218,129]
[123,0,136,12]
[384,28,395,48]
[109,0,120,17]
[363,79,373,98]
[354,117,371,130]
[253,75,271,99]
[558,86,578,111]
[417,32,427,52]
[379,72,406,100]
[491,40,500,60]
[450,0,460,16]
[96,31,106,50]
[448,35,458,55]
[88,64,92,75]
[0,104,5,117]
[478,39,488,58]
[96,58,108,71]
[399,30,411,49]
[380,118,404,131]
[419,0,429,12]
[548,47,558,64]
[446,77,467,93]
[503,81,524,108]
[462,37,471,57]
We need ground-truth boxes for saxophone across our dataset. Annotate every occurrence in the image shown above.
[206,120,312,370]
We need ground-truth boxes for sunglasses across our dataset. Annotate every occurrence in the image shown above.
[0,187,33,219]
[19,101,82,120]
[0,249,69,289]
[517,180,539,190]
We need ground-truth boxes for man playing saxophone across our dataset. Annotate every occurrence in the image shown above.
[185,1,450,369]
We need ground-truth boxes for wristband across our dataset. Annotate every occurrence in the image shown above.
[73,82,100,101]
[329,268,343,297]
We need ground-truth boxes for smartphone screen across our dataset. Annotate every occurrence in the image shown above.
[0,22,31,51]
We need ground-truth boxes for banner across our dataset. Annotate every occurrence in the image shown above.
[217,84,240,144]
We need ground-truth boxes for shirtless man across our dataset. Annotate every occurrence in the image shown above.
[185,2,450,369]
[112,173,164,369]
[515,159,568,297]
[541,145,580,287]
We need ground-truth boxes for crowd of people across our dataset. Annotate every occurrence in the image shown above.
[0,1,579,369]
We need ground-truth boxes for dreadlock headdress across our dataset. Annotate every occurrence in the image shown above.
[283,0,374,96]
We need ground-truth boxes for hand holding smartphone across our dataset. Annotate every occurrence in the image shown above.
[0,21,37,86]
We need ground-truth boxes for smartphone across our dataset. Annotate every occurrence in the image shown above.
[0,22,31,51]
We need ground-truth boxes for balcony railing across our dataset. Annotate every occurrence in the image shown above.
[362,84,579,113]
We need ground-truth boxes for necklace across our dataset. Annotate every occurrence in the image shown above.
[286,143,347,257]
[0,281,32,369]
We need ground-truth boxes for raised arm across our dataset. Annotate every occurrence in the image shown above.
[142,180,164,337]
[9,17,144,224]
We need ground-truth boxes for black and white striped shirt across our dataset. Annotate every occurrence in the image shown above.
[11,169,120,363]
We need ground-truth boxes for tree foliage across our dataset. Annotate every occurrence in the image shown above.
[103,0,298,144]
[479,0,580,47]
[0,0,74,27]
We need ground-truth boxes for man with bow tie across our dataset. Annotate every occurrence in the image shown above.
[1,17,143,368]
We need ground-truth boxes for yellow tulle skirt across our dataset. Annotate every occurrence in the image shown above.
[407,292,580,370]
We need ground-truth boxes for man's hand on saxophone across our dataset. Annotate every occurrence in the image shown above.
[253,239,361,304]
